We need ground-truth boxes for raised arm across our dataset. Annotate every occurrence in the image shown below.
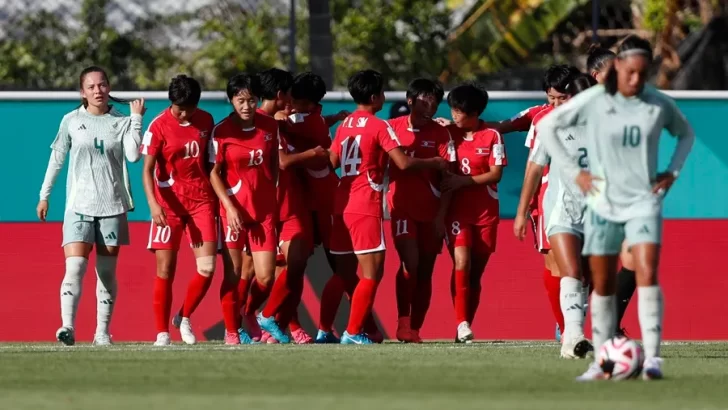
[122,99,146,163]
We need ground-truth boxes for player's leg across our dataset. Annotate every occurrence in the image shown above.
[240,248,262,341]
[466,224,497,330]
[391,212,419,342]
[615,240,636,335]
[548,230,591,358]
[448,220,474,343]
[409,222,441,343]
[625,216,664,380]
[532,213,563,341]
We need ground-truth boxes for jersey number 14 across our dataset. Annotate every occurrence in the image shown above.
[341,135,362,176]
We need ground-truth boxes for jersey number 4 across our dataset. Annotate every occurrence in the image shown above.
[94,138,104,154]
[341,135,362,176]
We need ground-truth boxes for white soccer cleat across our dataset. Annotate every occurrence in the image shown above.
[642,357,664,380]
[456,321,474,343]
[154,332,171,346]
[576,361,607,381]
[56,326,75,346]
[560,335,592,359]
[179,317,197,345]
[92,333,113,346]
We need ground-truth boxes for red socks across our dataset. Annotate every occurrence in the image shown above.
[319,275,345,332]
[453,269,469,324]
[220,278,239,333]
[245,279,271,316]
[410,276,432,330]
[236,277,251,326]
[262,269,291,318]
[181,273,213,318]
[395,266,416,319]
[467,284,482,326]
[543,268,565,332]
[346,278,379,335]
[153,276,174,333]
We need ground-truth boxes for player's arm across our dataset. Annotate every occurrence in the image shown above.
[516,142,547,223]
[388,148,447,171]
[141,155,167,227]
[279,143,327,170]
[121,99,146,163]
[324,111,350,127]
[663,96,695,177]
[37,117,72,221]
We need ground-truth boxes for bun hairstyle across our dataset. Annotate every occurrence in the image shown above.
[586,43,616,75]
[566,73,597,96]
[79,66,130,108]
[604,35,653,95]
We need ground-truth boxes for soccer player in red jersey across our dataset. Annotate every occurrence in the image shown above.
[329,70,448,344]
[387,78,456,343]
[209,73,280,345]
[440,83,506,343]
[140,75,216,346]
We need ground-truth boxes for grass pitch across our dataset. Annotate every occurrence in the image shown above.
[1,341,727,410]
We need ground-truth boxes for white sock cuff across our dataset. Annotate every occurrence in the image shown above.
[65,256,88,275]
[560,276,582,291]
[638,285,661,298]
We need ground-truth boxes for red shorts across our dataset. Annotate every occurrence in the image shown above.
[330,213,385,255]
[311,211,333,249]
[220,214,277,253]
[389,209,443,254]
[530,211,550,253]
[276,216,313,263]
[446,219,497,254]
[147,204,217,250]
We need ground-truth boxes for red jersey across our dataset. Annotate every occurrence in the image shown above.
[282,107,339,213]
[510,104,550,133]
[211,113,279,222]
[447,122,507,226]
[526,107,553,215]
[277,131,309,221]
[386,116,456,222]
[141,108,216,215]
[332,110,401,217]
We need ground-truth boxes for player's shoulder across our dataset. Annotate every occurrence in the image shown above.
[475,123,503,142]
[60,107,84,125]
[642,85,676,108]
[531,106,554,125]
[193,109,214,125]
[108,106,128,118]
[386,116,407,129]
[211,115,234,137]
[256,112,279,131]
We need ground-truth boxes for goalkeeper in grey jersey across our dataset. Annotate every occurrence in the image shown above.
[36,66,146,346]
[535,36,695,381]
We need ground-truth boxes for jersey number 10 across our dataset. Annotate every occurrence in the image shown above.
[622,125,641,148]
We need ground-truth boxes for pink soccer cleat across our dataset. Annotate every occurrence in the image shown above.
[224,331,240,345]
[396,317,413,343]
[291,328,313,344]
[244,312,262,342]
[261,330,279,344]
[410,329,423,344]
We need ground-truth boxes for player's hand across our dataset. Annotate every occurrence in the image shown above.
[434,117,452,127]
[274,111,289,121]
[150,203,167,227]
[36,200,49,222]
[513,213,528,241]
[225,206,243,233]
[575,170,601,195]
[652,172,676,196]
[311,146,327,158]
[434,216,446,240]
[130,98,146,116]
[441,172,471,192]
[335,110,350,121]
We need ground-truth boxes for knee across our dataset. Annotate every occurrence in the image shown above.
[635,264,658,285]
[257,274,274,288]
[157,261,176,280]
[196,256,216,277]
[64,256,89,279]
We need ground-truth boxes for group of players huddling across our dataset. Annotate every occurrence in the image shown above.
[37,35,694,381]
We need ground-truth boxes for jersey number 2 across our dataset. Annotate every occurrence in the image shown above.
[341,135,362,176]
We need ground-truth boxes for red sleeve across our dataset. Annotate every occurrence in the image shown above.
[437,128,457,162]
[316,115,333,149]
[488,130,507,167]
[377,121,401,152]
[140,119,163,156]
[509,106,541,133]
[211,122,224,164]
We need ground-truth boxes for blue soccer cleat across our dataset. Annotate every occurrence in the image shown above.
[238,328,259,344]
[256,313,290,344]
[555,323,562,343]
[315,329,340,344]
[340,331,374,345]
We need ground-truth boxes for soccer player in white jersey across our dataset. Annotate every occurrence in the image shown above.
[514,73,597,359]
[36,66,146,346]
[535,36,695,380]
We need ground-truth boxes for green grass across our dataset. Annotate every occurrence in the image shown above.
[1,342,727,410]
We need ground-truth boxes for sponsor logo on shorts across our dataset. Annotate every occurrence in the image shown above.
[105,232,118,241]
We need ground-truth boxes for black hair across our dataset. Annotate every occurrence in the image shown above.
[566,73,597,96]
[348,69,385,105]
[542,64,577,93]
[406,78,445,104]
[291,72,327,103]
[586,43,616,75]
[446,82,489,116]
[389,101,410,119]
[168,75,202,106]
[257,68,294,101]
[79,66,130,107]
[226,73,262,100]
[604,35,653,95]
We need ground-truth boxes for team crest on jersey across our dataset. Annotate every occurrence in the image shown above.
[475,147,490,155]
[199,130,209,139]
[263,133,273,141]
[356,118,368,128]
[421,140,435,148]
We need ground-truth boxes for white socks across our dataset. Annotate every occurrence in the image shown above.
[638,285,663,359]
[590,292,616,361]
[95,255,118,335]
[61,256,88,329]
[560,277,585,340]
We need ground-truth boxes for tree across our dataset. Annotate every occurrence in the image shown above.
[308,0,335,89]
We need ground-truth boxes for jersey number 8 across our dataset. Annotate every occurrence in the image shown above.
[460,158,471,175]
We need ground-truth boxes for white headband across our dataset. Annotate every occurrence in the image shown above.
[618,48,650,58]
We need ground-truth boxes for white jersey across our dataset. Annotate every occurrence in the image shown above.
[40,105,143,217]
[535,85,694,222]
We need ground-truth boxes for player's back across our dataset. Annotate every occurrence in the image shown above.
[333,110,400,217]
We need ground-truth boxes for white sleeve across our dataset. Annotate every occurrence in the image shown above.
[122,113,143,163]
[39,150,66,200]
[529,137,550,167]
[663,97,695,174]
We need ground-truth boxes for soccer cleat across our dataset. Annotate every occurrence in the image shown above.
[642,357,664,380]
[261,330,279,344]
[154,332,171,346]
[257,313,290,343]
[410,329,423,344]
[291,328,313,344]
[178,317,197,345]
[56,326,75,346]
[237,328,258,344]
[315,330,340,344]
[224,331,240,345]
[244,312,263,342]
[396,317,413,342]
[92,333,113,346]
[367,329,385,344]
[560,335,592,359]
[340,331,374,345]
[576,361,607,381]
[555,324,562,343]
[456,321,474,343]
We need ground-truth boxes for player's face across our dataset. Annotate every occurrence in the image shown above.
[171,104,198,124]
[546,88,570,107]
[409,94,439,123]
[277,90,293,112]
[81,72,110,108]
[615,55,649,97]
[450,108,478,129]
[290,98,313,114]
[231,90,257,122]
[371,90,385,112]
